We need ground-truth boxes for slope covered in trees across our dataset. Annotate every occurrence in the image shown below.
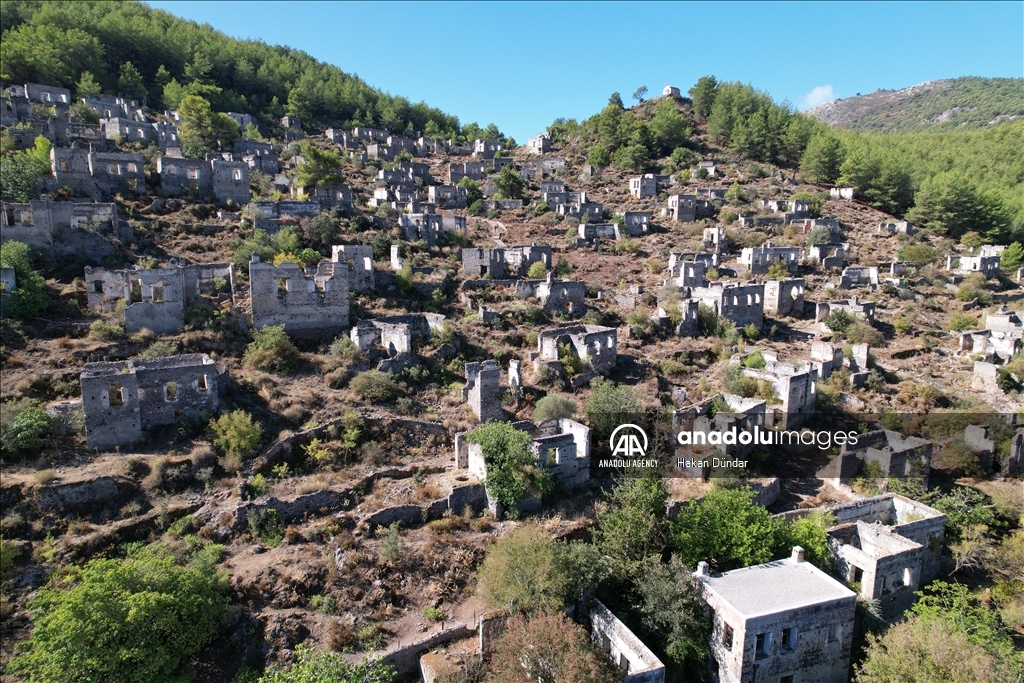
[0,0,506,141]
[807,77,1024,132]
[555,76,1024,241]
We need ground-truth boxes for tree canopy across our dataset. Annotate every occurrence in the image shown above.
[465,422,554,517]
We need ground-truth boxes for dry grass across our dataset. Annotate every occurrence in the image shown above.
[34,469,56,485]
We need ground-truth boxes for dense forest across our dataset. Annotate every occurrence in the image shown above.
[0,0,507,143]
[550,77,1024,243]
[808,76,1024,132]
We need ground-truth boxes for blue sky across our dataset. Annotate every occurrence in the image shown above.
[148,1,1023,142]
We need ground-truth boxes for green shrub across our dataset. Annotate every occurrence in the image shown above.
[532,394,577,422]
[465,422,554,518]
[526,261,548,279]
[948,313,979,332]
[209,410,263,459]
[310,593,338,615]
[0,241,47,320]
[8,545,229,683]
[2,406,53,455]
[742,351,766,369]
[137,340,178,358]
[892,316,913,335]
[422,606,445,622]
[351,370,399,403]
[824,309,853,334]
[244,324,300,373]
[846,320,884,346]
[328,334,361,361]
[89,319,124,340]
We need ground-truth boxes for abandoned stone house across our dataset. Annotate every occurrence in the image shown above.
[670,249,720,271]
[482,199,523,212]
[788,494,947,621]
[703,226,726,251]
[956,306,1023,363]
[526,133,552,154]
[448,161,488,184]
[621,212,651,234]
[463,360,503,423]
[630,174,658,199]
[292,182,352,209]
[536,324,617,373]
[330,245,375,293]
[461,245,552,279]
[816,297,875,324]
[835,429,932,484]
[456,417,592,494]
[665,256,708,289]
[830,187,855,200]
[587,598,666,683]
[246,200,321,229]
[51,144,146,197]
[692,160,717,178]
[81,353,225,449]
[85,259,235,334]
[558,201,603,222]
[0,267,14,317]
[673,393,767,468]
[352,126,388,142]
[696,548,857,683]
[807,243,845,269]
[14,83,72,106]
[690,281,765,329]
[157,156,250,204]
[1,199,125,257]
[427,185,468,209]
[102,117,158,146]
[577,222,620,242]
[741,351,817,429]
[349,314,446,364]
[249,255,349,336]
[740,243,800,276]
[516,274,587,316]
[472,139,502,159]
[838,266,879,289]
[763,278,805,317]
[366,143,396,162]
[793,217,840,238]
[946,250,1001,279]
[878,220,912,236]
[82,94,142,121]
[665,194,697,223]
[399,212,466,246]
[656,297,701,337]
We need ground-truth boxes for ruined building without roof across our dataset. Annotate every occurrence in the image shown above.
[249,256,349,336]
[536,324,618,374]
[81,354,225,449]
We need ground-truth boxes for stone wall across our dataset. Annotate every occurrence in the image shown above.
[249,257,349,336]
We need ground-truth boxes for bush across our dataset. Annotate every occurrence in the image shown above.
[465,422,554,517]
[477,524,568,615]
[89,319,124,340]
[137,340,178,358]
[897,242,939,266]
[824,309,853,334]
[719,209,738,224]
[256,644,394,683]
[948,313,979,332]
[846,320,884,346]
[8,545,229,683]
[244,324,300,373]
[422,606,445,622]
[2,406,53,455]
[351,370,399,403]
[532,394,577,422]
[892,316,913,335]
[526,261,548,279]
[328,334,361,361]
[0,241,47,320]
[742,350,766,369]
[209,410,263,460]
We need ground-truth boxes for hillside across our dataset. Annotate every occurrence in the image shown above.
[807,76,1024,132]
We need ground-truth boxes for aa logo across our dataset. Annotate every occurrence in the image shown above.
[610,424,648,457]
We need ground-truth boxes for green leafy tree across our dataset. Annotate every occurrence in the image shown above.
[799,131,844,185]
[117,61,148,102]
[1000,241,1024,270]
[296,142,343,191]
[780,510,836,570]
[897,242,938,266]
[532,394,576,422]
[649,98,689,156]
[8,546,229,683]
[636,555,711,672]
[465,422,554,517]
[586,144,611,168]
[75,70,102,98]
[671,486,785,572]
[477,524,568,616]
[824,308,854,334]
[526,261,548,279]
[492,163,526,200]
[724,181,744,204]
[457,177,483,205]
[209,410,263,459]
[1,406,53,455]
[0,23,104,87]
[257,644,394,683]
[688,75,719,121]
[0,240,47,319]
[632,85,648,103]
[583,380,642,444]
[244,324,300,373]
[907,172,1010,240]
[489,613,622,683]
[593,474,669,579]
[1,150,45,202]
[178,95,239,152]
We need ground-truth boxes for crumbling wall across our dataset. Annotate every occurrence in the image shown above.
[463,360,503,422]
[249,257,349,336]
[763,278,804,317]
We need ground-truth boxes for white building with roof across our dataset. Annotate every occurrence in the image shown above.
[696,547,856,683]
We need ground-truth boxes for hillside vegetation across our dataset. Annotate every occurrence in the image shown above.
[808,77,1024,132]
[0,0,506,142]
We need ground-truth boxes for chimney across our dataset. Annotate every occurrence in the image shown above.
[791,546,805,563]
[695,561,710,578]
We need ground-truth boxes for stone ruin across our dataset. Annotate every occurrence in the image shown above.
[51,143,147,198]
[835,430,933,484]
[958,306,1023,364]
[740,349,817,429]
[515,273,586,316]
[463,360,503,423]
[830,187,855,200]
[946,246,1002,279]
[839,266,879,289]
[1,199,127,258]
[629,174,658,199]
[664,194,697,223]
[535,325,617,374]
[81,353,225,449]
[878,220,912,236]
[461,245,552,279]
[85,259,235,334]
[763,278,805,317]
[330,245,375,293]
[689,281,765,329]
[740,243,800,276]
[249,255,349,336]
[816,297,876,324]
[349,313,446,372]
[0,267,14,317]
[807,242,846,269]
[399,212,466,246]
[811,341,871,388]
